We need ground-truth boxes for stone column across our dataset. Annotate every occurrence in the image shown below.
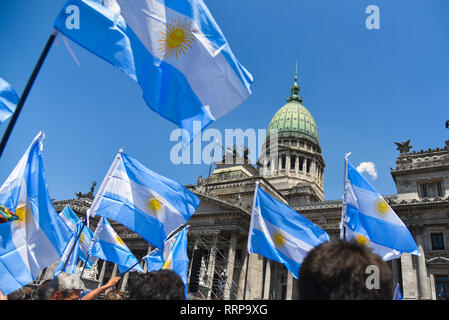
[206,233,218,299]
[111,263,118,278]
[237,240,248,300]
[248,254,264,299]
[120,271,129,292]
[97,260,107,287]
[263,258,271,300]
[224,232,237,300]
[416,233,431,300]
[400,253,418,299]
[286,272,294,300]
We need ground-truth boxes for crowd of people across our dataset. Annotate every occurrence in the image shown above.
[0,240,394,300]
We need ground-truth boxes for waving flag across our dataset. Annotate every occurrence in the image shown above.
[0,77,19,125]
[59,205,97,268]
[144,225,190,298]
[89,217,143,273]
[53,221,83,277]
[341,157,419,260]
[54,0,253,144]
[87,151,200,249]
[248,183,330,279]
[0,132,72,295]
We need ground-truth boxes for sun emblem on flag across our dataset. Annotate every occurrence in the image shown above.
[273,231,286,248]
[14,204,27,227]
[374,198,391,216]
[147,197,163,214]
[115,235,125,245]
[159,17,194,59]
[355,234,370,246]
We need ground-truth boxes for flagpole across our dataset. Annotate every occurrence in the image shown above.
[243,252,250,300]
[243,181,259,300]
[61,218,86,273]
[80,217,103,278]
[341,153,351,240]
[0,30,58,159]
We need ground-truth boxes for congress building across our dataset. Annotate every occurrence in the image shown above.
[41,73,449,300]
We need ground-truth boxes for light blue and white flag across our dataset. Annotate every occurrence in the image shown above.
[89,217,143,273]
[248,183,330,279]
[0,132,72,295]
[59,205,97,268]
[53,221,83,278]
[0,77,19,125]
[87,151,200,249]
[341,156,419,260]
[54,0,253,144]
[143,225,189,298]
[393,282,403,300]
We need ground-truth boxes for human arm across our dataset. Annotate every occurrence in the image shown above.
[81,276,121,300]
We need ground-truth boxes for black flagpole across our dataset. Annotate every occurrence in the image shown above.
[243,252,250,300]
[0,30,58,159]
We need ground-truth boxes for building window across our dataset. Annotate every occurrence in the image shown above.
[298,158,304,171]
[419,180,445,198]
[306,159,311,173]
[290,156,296,170]
[435,276,449,300]
[281,155,286,169]
[437,182,443,197]
[431,233,445,250]
[421,184,428,198]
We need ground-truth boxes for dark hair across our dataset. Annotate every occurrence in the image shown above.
[128,270,185,300]
[104,289,126,300]
[298,240,392,300]
[8,286,34,300]
[37,279,53,300]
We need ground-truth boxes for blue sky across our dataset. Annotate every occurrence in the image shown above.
[0,0,448,203]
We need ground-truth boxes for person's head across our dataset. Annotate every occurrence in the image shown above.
[128,270,185,300]
[298,240,392,300]
[44,273,86,300]
[104,289,126,300]
[8,285,34,300]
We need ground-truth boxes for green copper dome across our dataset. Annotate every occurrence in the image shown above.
[267,73,319,144]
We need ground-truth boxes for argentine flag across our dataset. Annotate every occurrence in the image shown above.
[53,221,84,278]
[341,157,419,260]
[54,0,253,144]
[0,77,19,125]
[248,183,330,279]
[89,217,143,273]
[88,151,200,249]
[59,205,97,268]
[0,132,72,295]
[144,225,190,298]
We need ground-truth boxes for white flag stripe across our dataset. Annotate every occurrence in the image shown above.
[10,179,60,278]
[95,162,187,236]
[252,205,314,263]
[351,184,404,226]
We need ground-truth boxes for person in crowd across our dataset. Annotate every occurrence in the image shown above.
[127,269,185,300]
[40,272,121,300]
[104,288,126,300]
[7,285,34,300]
[298,240,393,300]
